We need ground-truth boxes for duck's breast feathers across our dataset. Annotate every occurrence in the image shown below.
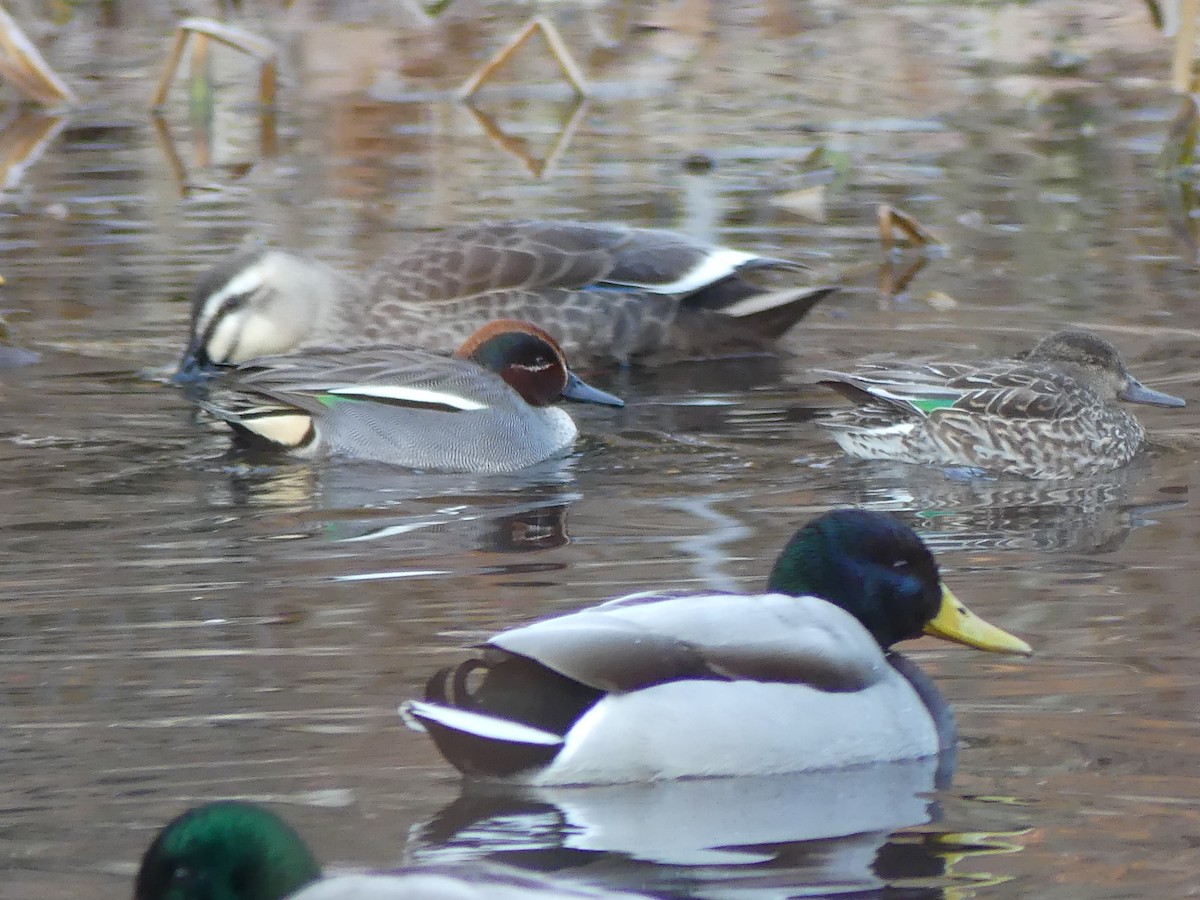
[489,592,888,695]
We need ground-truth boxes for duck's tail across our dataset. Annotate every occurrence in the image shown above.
[714,284,838,337]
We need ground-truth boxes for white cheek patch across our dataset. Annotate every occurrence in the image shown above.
[207,312,292,364]
[235,313,295,361]
[327,385,486,411]
[205,314,244,365]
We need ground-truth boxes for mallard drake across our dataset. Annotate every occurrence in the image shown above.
[400,509,1031,785]
[195,320,623,473]
[175,219,835,377]
[815,329,1185,479]
[135,801,644,899]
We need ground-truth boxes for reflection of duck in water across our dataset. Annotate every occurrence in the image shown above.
[135,801,649,900]
[408,762,943,897]
[816,330,1185,479]
[834,459,1187,554]
[402,509,1030,785]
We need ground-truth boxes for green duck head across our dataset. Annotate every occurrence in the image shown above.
[135,802,321,900]
[767,509,1030,655]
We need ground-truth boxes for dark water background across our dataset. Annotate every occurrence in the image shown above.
[2,1,1200,897]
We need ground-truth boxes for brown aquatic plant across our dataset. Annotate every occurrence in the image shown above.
[877,204,941,252]
[150,18,278,110]
[459,16,589,101]
[0,5,76,107]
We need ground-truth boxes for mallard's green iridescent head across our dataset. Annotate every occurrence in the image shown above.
[768,509,1030,654]
[135,802,320,900]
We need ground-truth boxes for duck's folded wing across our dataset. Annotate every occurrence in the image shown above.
[368,221,635,303]
[593,226,805,295]
[490,593,887,694]
[218,347,512,414]
[942,365,1082,420]
[369,220,808,305]
[942,383,1081,421]
[814,362,978,416]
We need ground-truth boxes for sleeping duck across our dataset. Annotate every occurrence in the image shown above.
[401,509,1031,785]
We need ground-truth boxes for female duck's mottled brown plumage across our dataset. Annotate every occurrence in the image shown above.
[816,329,1185,479]
[176,220,835,377]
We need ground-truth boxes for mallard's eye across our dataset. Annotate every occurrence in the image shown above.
[892,559,912,572]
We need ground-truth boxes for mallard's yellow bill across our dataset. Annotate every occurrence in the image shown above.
[924,585,1032,655]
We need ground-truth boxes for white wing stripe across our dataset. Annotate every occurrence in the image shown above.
[618,248,757,294]
[402,701,563,746]
[327,385,486,410]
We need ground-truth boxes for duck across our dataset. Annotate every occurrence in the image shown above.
[399,509,1031,786]
[135,801,646,900]
[195,319,624,473]
[814,329,1186,479]
[175,219,836,378]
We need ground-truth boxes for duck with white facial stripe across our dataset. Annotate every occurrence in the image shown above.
[176,220,835,376]
[195,319,624,473]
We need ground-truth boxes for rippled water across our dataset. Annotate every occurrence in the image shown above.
[2,2,1200,897]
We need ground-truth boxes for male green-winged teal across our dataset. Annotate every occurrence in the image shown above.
[815,329,1185,480]
[176,220,835,377]
[400,509,1030,785]
[196,319,623,473]
[136,801,644,899]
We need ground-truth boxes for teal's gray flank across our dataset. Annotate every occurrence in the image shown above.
[196,323,623,473]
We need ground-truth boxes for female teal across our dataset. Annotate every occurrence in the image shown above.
[816,329,1185,479]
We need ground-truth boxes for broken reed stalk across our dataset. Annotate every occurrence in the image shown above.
[459,16,589,100]
[877,204,940,251]
[1172,0,1200,92]
[150,18,278,109]
[0,4,77,106]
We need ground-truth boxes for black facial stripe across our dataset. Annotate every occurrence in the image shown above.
[197,288,261,363]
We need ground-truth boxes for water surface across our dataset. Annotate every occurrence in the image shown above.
[1,2,1199,898]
